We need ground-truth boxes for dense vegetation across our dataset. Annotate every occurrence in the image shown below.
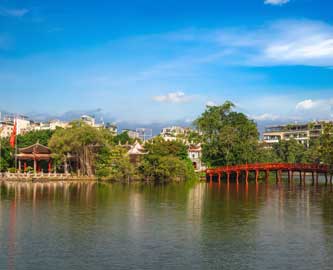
[1,101,333,179]
[195,101,260,166]
[50,121,196,182]
[195,101,333,170]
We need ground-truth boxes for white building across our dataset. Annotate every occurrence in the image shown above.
[160,126,191,142]
[122,129,140,139]
[30,119,69,131]
[81,115,96,127]
[0,121,14,138]
[188,144,205,172]
[106,123,118,135]
[0,115,30,137]
[263,120,333,147]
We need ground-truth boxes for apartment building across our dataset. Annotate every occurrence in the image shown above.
[263,120,332,147]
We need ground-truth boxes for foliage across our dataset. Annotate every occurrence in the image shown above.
[318,123,333,167]
[95,145,137,181]
[271,139,307,163]
[140,156,196,183]
[17,130,54,148]
[0,138,13,171]
[255,143,279,163]
[48,121,105,176]
[139,138,196,183]
[144,137,188,160]
[112,132,135,145]
[194,101,259,166]
[187,130,203,144]
[303,139,321,164]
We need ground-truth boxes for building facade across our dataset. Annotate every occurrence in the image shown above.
[106,123,118,135]
[263,121,332,147]
[188,144,205,172]
[160,126,192,142]
[122,129,140,139]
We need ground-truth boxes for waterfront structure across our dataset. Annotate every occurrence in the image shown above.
[206,163,331,185]
[188,144,205,172]
[160,126,191,142]
[16,142,53,173]
[263,121,332,147]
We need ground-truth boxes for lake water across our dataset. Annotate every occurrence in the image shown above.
[0,181,333,270]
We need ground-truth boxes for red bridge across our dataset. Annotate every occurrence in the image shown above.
[206,163,332,185]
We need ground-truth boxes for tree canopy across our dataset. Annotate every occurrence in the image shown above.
[194,101,259,166]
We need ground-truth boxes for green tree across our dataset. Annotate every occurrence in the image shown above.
[48,121,105,176]
[144,136,188,160]
[96,145,137,181]
[272,139,306,163]
[139,138,196,183]
[303,139,321,163]
[17,130,54,148]
[0,138,13,171]
[194,101,259,166]
[318,123,333,171]
[112,132,135,145]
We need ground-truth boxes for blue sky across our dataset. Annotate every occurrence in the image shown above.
[0,0,333,124]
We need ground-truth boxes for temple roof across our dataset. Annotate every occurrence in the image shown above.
[19,142,51,155]
[127,141,147,155]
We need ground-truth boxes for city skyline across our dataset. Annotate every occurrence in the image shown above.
[1,0,333,124]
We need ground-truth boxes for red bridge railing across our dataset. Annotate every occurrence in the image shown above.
[206,163,332,184]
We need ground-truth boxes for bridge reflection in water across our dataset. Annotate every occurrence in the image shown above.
[1,181,333,270]
[206,163,332,185]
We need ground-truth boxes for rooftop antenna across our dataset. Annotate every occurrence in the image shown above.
[136,128,153,142]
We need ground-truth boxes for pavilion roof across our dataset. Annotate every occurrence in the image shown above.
[127,141,147,155]
[19,142,51,155]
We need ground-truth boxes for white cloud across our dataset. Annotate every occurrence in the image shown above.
[213,19,333,66]
[250,113,281,121]
[0,7,29,17]
[153,92,193,103]
[295,98,333,120]
[296,99,317,110]
[264,0,290,5]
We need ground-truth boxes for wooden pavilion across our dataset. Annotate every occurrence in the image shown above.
[16,142,53,173]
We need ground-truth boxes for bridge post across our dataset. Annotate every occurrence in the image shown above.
[291,171,294,182]
[287,170,291,183]
[302,171,306,186]
[315,172,319,185]
[218,173,221,184]
[275,171,278,184]
[255,170,259,184]
[245,170,249,184]
[227,172,230,185]
[236,171,239,185]
[299,171,302,185]
[209,174,213,183]
[325,173,328,185]
[265,170,269,183]
[311,171,315,186]
[276,170,282,184]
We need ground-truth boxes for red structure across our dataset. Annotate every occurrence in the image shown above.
[206,163,332,185]
[16,143,53,174]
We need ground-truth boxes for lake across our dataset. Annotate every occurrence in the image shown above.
[0,181,333,270]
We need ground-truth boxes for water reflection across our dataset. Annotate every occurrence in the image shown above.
[0,181,333,270]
